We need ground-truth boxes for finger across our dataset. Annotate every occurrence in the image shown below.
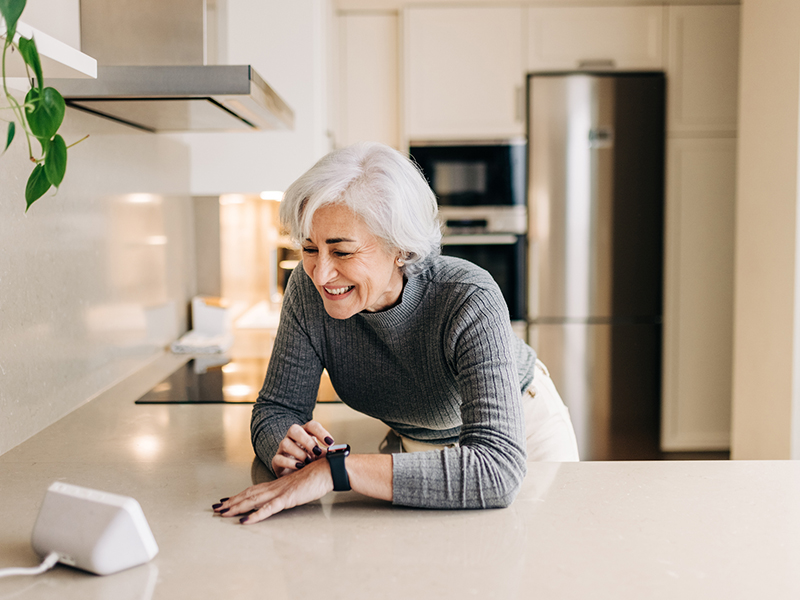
[213,497,237,514]
[287,423,323,458]
[240,496,287,525]
[303,420,335,448]
[277,436,312,463]
[220,489,271,517]
[213,492,247,515]
[273,452,306,474]
[214,482,271,516]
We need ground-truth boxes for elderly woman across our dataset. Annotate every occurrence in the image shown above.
[213,142,578,524]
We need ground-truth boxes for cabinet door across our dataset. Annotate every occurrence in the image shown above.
[661,137,736,451]
[667,5,740,134]
[338,13,399,149]
[405,6,525,141]
[527,7,664,71]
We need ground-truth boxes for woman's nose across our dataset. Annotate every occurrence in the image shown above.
[313,253,336,284]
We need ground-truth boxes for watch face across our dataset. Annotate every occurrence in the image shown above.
[327,443,350,454]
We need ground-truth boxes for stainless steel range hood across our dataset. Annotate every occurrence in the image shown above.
[51,65,294,132]
[52,0,294,132]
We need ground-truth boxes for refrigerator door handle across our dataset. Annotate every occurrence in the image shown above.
[441,234,519,246]
[577,58,615,69]
[514,85,524,123]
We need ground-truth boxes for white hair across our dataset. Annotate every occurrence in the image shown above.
[280,142,441,276]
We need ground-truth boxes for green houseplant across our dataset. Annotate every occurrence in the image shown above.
[1,0,85,211]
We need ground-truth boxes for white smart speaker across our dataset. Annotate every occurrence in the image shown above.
[31,482,159,576]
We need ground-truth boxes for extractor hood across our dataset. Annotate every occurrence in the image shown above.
[51,0,294,132]
[51,65,294,132]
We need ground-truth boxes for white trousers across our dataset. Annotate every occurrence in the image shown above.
[521,359,580,461]
[399,360,580,461]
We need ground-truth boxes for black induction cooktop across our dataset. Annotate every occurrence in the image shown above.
[135,357,268,404]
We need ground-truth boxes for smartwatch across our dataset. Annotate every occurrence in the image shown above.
[326,444,351,491]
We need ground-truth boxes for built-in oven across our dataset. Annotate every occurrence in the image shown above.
[441,220,527,318]
[410,142,528,336]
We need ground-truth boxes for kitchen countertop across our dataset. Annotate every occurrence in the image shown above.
[1,350,799,599]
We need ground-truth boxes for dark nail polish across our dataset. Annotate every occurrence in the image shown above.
[220,497,229,502]
[313,446,322,456]
[296,462,304,469]
[304,457,311,464]
[239,516,248,524]
[324,437,334,445]
[220,508,230,514]
[212,503,222,509]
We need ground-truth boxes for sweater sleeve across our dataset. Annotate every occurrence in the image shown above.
[391,285,528,509]
[250,272,324,475]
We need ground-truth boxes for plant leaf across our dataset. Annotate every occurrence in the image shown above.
[25,163,50,211]
[3,120,13,154]
[44,134,66,188]
[37,133,48,154]
[18,35,43,90]
[25,87,65,140]
[0,0,26,41]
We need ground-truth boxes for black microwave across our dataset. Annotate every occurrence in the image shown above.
[409,141,526,207]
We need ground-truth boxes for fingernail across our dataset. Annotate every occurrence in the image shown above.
[220,508,230,514]
[220,497,229,502]
[304,457,311,464]
[296,462,304,469]
[239,516,248,524]
[212,503,222,509]
[313,446,322,456]
[324,436,334,445]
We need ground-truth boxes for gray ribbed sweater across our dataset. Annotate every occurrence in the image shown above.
[251,256,535,509]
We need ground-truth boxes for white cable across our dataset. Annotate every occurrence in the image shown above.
[0,552,60,578]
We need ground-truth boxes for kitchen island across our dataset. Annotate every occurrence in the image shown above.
[1,351,799,599]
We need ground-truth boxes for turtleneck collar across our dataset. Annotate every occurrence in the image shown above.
[357,271,427,328]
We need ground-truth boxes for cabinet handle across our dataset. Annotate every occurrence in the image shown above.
[514,85,524,123]
[577,59,616,70]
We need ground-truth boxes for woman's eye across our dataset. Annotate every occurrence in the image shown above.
[301,247,317,255]
[334,251,352,258]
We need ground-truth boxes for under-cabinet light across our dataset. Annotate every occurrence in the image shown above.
[259,191,284,201]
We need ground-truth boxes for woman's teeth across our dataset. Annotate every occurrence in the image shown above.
[325,286,354,295]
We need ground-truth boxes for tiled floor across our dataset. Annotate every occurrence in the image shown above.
[606,426,729,461]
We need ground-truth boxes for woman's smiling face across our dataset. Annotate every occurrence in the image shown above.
[301,203,405,320]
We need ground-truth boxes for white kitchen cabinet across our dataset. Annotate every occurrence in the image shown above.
[661,4,740,452]
[667,5,741,134]
[404,6,525,141]
[338,13,400,149]
[661,137,736,451]
[527,7,664,72]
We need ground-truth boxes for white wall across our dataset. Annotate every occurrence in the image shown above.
[0,0,196,455]
[170,0,332,195]
[0,106,196,456]
[17,0,81,49]
[731,0,800,459]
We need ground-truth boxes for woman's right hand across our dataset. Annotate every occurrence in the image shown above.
[271,420,335,477]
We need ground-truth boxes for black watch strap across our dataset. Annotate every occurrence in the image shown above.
[326,444,351,491]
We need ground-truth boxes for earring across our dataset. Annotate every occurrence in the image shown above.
[396,256,405,267]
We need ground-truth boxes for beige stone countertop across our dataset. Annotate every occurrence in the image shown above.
[1,351,800,599]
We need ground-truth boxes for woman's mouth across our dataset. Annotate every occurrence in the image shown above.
[323,285,355,296]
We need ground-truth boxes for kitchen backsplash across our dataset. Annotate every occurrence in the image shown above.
[0,109,197,456]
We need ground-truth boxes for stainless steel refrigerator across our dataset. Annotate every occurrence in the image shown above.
[527,73,665,461]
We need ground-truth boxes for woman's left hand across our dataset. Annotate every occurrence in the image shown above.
[213,459,334,524]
